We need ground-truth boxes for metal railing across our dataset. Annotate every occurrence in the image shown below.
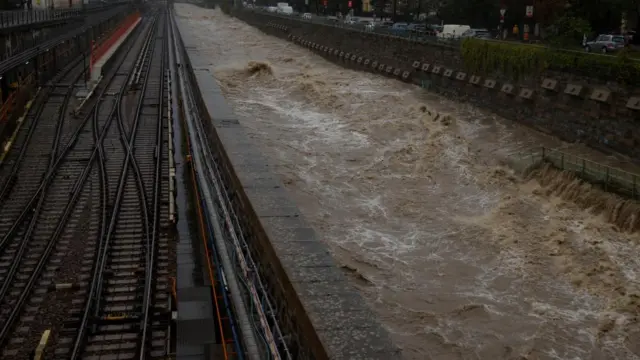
[2,19,82,60]
[0,0,133,29]
[0,8,83,29]
[0,5,130,74]
[515,147,639,200]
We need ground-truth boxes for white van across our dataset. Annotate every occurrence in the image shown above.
[438,24,471,39]
[277,6,293,14]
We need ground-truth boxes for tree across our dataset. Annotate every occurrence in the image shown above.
[547,15,591,46]
[565,0,628,33]
[531,0,567,26]
[437,0,498,28]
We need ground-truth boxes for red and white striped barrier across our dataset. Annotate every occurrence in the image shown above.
[90,11,141,81]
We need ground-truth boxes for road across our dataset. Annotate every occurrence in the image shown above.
[260,9,640,60]
[176,4,640,359]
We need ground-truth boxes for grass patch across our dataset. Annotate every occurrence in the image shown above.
[461,38,640,84]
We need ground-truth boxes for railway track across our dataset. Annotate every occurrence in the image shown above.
[0,9,172,360]
[0,33,99,360]
[0,51,87,223]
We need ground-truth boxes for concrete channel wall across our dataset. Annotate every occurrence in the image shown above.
[229,9,640,161]
[175,18,402,360]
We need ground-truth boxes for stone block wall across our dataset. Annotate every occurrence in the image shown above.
[231,9,640,160]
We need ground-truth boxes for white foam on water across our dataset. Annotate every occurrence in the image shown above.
[176,5,640,359]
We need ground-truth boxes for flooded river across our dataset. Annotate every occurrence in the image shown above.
[175,4,640,359]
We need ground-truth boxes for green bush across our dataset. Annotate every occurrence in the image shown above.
[546,16,592,48]
[460,38,640,84]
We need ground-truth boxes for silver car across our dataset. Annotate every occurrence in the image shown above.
[584,34,626,53]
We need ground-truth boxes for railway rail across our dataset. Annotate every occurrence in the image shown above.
[0,8,172,360]
[170,10,291,360]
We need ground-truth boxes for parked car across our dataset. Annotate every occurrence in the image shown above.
[584,34,626,53]
[438,24,471,39]
[407,23,426,32]
[391,22,408,35]
[359,19,375,31]
[461,28,492,39]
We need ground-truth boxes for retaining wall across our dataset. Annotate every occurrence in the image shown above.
[176,17,402,360]
[229,9,640,161]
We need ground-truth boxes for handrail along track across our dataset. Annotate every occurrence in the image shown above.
[170,9,292,360]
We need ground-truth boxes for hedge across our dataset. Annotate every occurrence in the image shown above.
[460,38,640,85]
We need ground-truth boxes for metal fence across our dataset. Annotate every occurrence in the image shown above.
[0,0,133,29]
[0,4,131,74]
[515,147,639,200]
[3,20,77,60]
[0,4,130,62]
[0,8,83,29]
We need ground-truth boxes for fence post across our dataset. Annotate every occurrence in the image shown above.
[89,39,95,79]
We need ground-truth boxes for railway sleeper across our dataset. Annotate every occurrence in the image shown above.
[103,268,145,277]
[49,91,70,97]
[49,83,74,88]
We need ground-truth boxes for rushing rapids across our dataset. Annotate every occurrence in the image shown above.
[176,4,640,359]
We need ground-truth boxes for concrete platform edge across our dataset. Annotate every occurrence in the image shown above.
[91,17,142,82]
[175,16,402,360]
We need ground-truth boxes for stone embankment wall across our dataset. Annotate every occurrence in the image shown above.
[177,16,402,359]
[229,9,640,160]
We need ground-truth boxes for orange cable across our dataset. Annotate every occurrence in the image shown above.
[170,276,177,302]
[183,104,231,360]
[188,142,231,360]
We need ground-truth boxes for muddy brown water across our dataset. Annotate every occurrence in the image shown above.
[175,4,640,359]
